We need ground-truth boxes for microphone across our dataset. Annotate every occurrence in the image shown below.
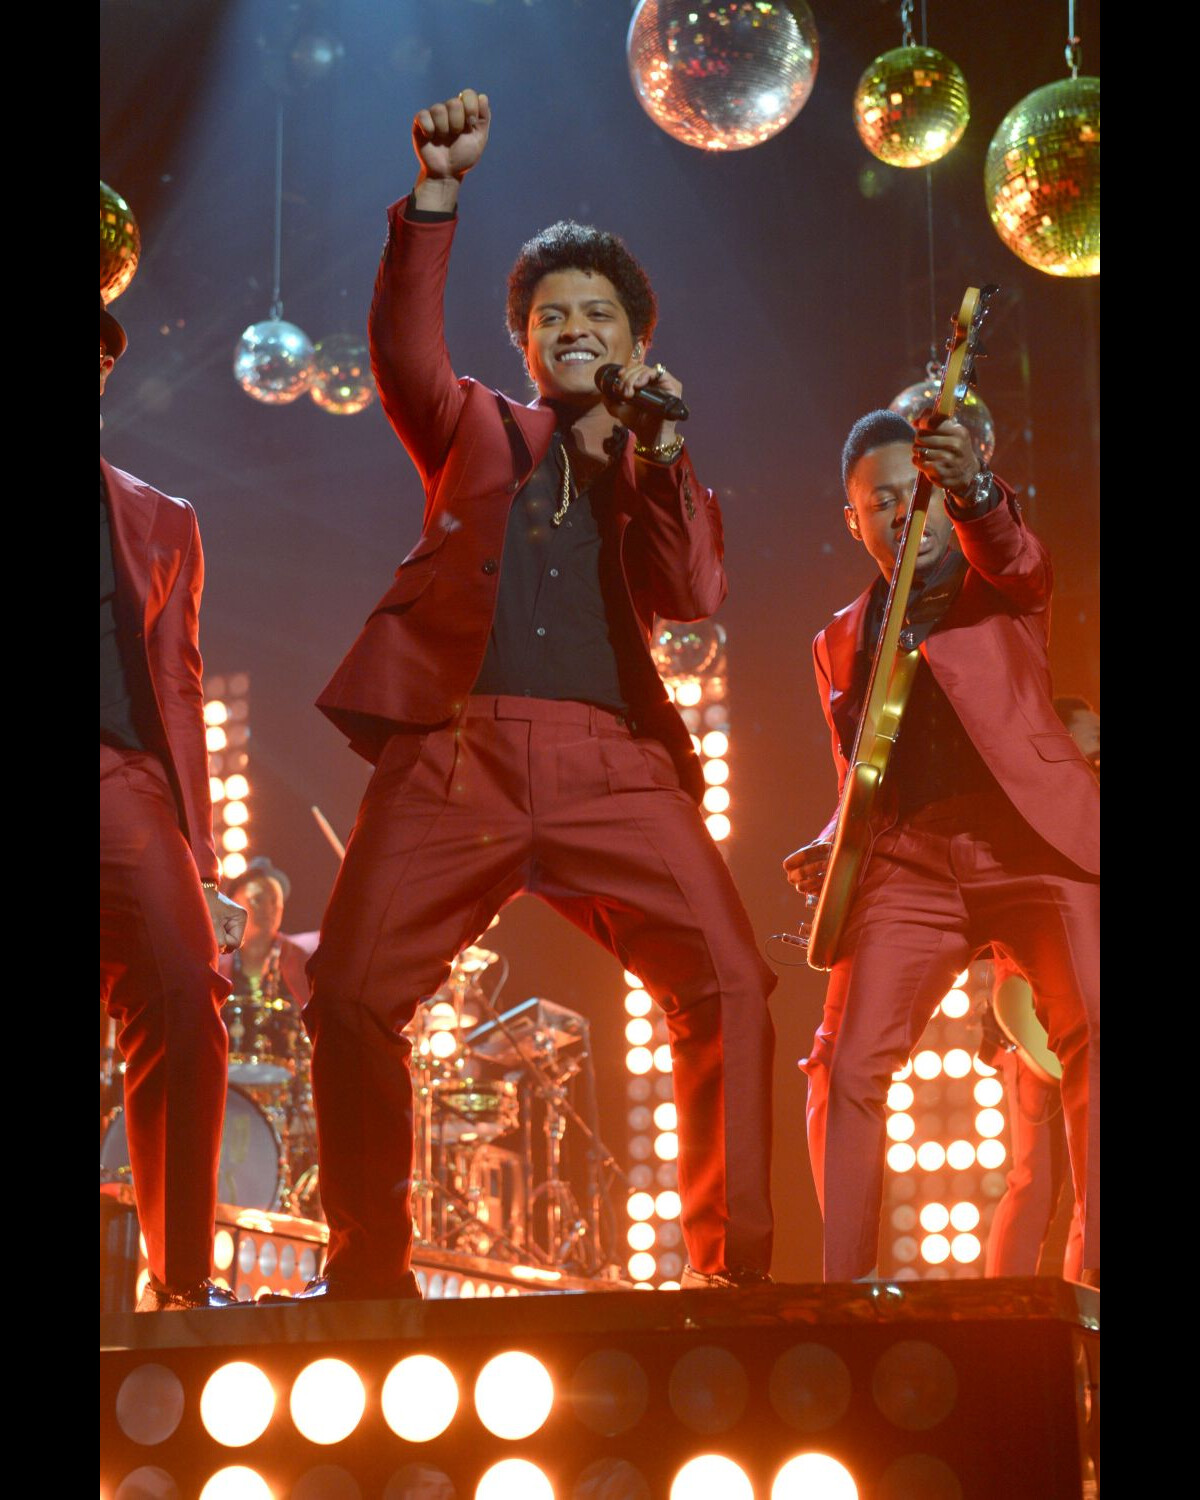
[595,363,689,422]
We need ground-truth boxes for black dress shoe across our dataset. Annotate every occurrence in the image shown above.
[260,1270,422,1304]
[136,1276,243,1312]
[680,1264,774,1290]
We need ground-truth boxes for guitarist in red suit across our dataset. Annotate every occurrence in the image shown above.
[287,90,776,1301]
[784,409,1099,1287]
[100,297,247,1310]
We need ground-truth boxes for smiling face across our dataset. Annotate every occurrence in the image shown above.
[522,268,638,405]
[845,441,955,580]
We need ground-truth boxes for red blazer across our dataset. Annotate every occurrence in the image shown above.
[102,457,219,882]
[813,487,1099,876]
[316,199,727,795]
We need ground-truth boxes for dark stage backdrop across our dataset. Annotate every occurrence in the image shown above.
[101,0,1099,1283]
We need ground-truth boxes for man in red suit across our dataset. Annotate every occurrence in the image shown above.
[784,409,1099,1286]
[295,90,776,1299]
[100,297,247,1310]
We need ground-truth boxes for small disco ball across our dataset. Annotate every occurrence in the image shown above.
[309,334,375,416]
[985,76,1099,277]
[101,181,140,303]
[651,621,727,678]
[233,318,316,404]
[289,31,344,84]
[889,378,996,467]
[854,45,969,168]
[627,0,818,152]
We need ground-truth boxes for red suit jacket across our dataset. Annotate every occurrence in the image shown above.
[813,488,1100,876]
[102,456,219,882]
[316,199,727,795]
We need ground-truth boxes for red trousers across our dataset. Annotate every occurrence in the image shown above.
[801,790,1099,1282]
[100,744,230,1286]
[307,696,776,1287]
[985,1048,1083,1279]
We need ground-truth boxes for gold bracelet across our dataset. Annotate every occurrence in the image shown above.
[634,434,684,464]
[200,879,219,891]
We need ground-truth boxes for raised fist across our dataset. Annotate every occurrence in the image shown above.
[412,89,491,181]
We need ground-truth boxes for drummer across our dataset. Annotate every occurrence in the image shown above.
[219,857,317,1007]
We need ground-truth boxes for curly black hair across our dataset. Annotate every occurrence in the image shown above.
[841,409,915,494]
[506,221,658,350]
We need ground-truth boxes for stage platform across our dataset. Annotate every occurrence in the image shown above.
[101,1278,1099,1499]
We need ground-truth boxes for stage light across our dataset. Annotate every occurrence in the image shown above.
[626,1017,654,1046]
[380,1355,458,1442]
[886,1143,916,1173]
[222,828,249,853]
[702,758,729,786]
[772,1452,858,1499]
[919,1203,949,1233]
[116,1365,185,1446]
[654,1103,678,1131]
[629,1222,657,1252]
[943,1048,971,1079]
[654,1044,673,1073]
[916,1142,946,1171]
[977,1139,1006,1169]
[913,1050,942,1080]
[892,1060,913,1082]
[627,1047,653,1074]
[656,1190,682,1219]
[973,1078,1004,1107]
[474,1352,554,1441]
[946,1140,976,1170]
[675,680,703,707]
[429,1031,458,1059]
[670,1454,754,1500]
[701,731,729,759]
[705,813,732,842]
[886,1114,915,1143]
[972,1055,998,1077]
[223,801,249,827]
[702,785,731,813]
[951,1233,982,1264]
[200,1362,276,1447]
[975,1109,1004,1139]
[476,1458,555,1500]
[212,1231,235,1271]
[290,1360,366,1445]
[655,1133,679,1161]
[210,776,226,802]
[951,1205,979,1235]
[206,726,228,752]
[940,987,970,1019]
[224,774,249,800]
[624,969,644,989]
[628,1192,655,1221]
[204,701,228,726]
[921,1234,951,1265]
[625,990,653,1017]
[886,1082,914,1112]
[629,1252,658,1282]
[199,1470,273,1500]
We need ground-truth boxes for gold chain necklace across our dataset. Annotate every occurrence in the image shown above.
[552,439,573,527]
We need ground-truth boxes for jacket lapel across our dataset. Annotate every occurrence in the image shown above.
[101,457,155,628]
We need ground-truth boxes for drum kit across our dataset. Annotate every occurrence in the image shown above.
[99,944,624,1275]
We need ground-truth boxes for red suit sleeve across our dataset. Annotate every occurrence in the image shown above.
[626,447,728,621]
[950,480,1051,614]
[812,628,845,845]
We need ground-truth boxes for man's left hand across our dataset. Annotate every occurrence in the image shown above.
[912,412,978,499]
[205,888,247,954]
[598,358,681,450]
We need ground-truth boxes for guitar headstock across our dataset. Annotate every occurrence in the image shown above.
[935,283,999,418]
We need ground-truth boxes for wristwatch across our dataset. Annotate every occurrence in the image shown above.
[946,467,994,515]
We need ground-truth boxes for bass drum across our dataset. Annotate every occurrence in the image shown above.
[100,1084,284,1209]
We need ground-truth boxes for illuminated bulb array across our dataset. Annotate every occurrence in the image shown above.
[203,673,252,880]
[883,970,1011,1279]
[622,966,683,1286]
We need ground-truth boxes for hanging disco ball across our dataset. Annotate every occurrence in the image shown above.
[101,181,141,304]
[626,0,818,152]
[889,378,996,467]
[853,45,969,168]
[651,621,727,678]
[985,76,1099,277]
[309,334,375,416]
[233,318,316,404]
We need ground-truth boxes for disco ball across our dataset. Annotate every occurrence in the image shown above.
[985,76,1099,278]
[289,31,344,84]
[233,318,316,404]
[889,379,996,467]
[626,0,818,152]
[651,621,727,678]
[309,334,375,416]
[101,181,140,303]
[853,45,969,168]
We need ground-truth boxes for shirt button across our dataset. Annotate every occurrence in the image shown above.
[536,626,546,637]
[481,558,498,575]
[549,567,559,578]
